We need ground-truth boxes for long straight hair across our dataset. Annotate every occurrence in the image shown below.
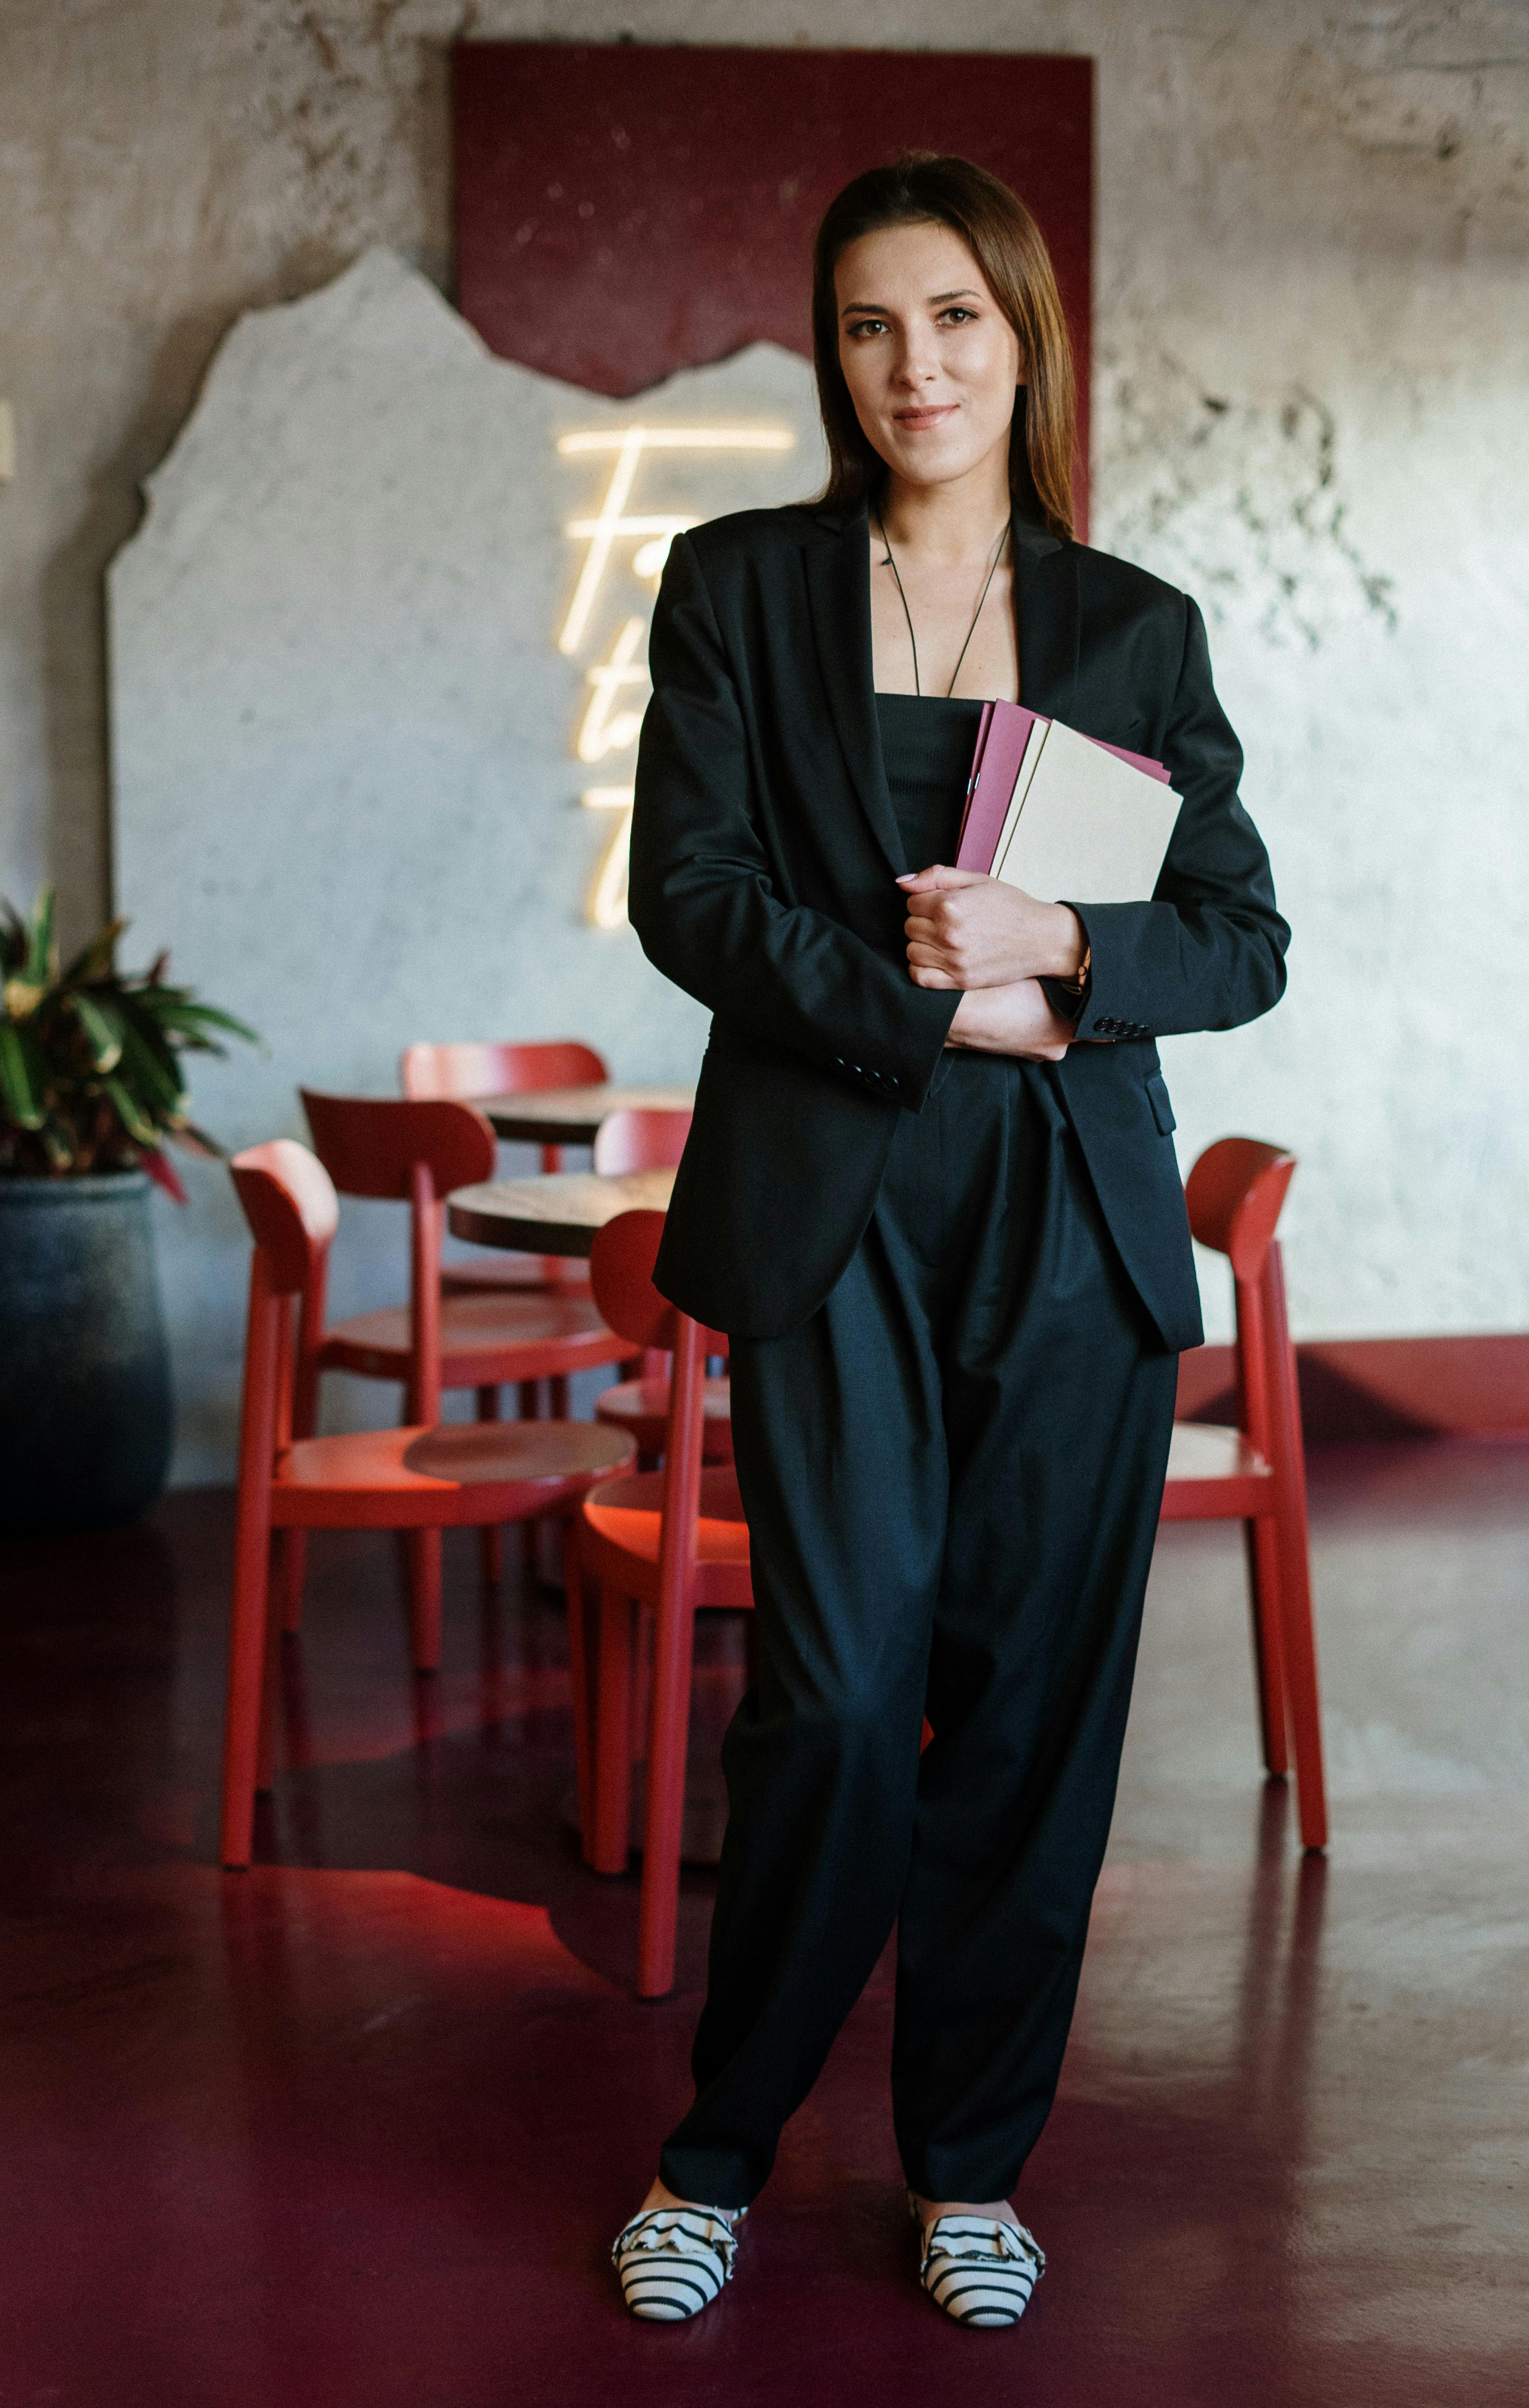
[810,152,1077,539]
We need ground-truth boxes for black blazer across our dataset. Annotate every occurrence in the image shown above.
[628,499,1288,1352]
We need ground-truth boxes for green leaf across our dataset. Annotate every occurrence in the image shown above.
[101,1074,157,1146]
[0,1023,46,1128]
[24,888,57,988]
[115,1013,185,1117]
[137,991,259,1047]
[68,990,125,1072]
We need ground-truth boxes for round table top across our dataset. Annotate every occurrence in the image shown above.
[475,1082,695,1145]
[447,1166,676,1258]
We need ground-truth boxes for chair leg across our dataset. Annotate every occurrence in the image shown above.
[274,1529,309,1635]
[562,1521,599,1852]
[406,1528,443,1673]
[255,1541,285,1794]
[1276,1506,1328,1850]
[1264,1249,1328,1851]
[519,1382,540,1573]
[1244,1516,1290,1779]
[638,1591,698,2000]
[221,1493,275,1869]
[549,1374,570,1420]
[476,1385,503,1585]
[591,1582,635,1874]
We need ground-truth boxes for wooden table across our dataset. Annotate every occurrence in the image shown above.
[475,1083,694,1147]
[447,1166,676,1258]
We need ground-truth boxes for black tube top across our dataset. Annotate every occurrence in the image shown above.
[875,692,986,871]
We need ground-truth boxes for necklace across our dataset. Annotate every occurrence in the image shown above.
[876,513,1010,698]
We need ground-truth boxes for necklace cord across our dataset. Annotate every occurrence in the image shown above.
[876,515,1009,700]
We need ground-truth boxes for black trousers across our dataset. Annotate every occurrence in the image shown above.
[659,1054,1178,2209]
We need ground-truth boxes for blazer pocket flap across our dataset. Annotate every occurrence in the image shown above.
[1145,1073,1177,1136]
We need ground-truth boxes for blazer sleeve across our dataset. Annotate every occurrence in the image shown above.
[628,533,958,1108]
[1060,596,1290,1043]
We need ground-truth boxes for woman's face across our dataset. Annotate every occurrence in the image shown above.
[834,219,1023,494]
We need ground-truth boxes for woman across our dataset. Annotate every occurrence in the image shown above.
[612,153,1288,2330]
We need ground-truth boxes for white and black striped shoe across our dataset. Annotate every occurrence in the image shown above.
[913,2199,1045,2329]
[611,2203,744,2321]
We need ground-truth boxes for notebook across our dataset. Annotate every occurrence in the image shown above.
[993,719,1182,904]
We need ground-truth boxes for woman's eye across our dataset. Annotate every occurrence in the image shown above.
[846,318,886,339]
[940,308,976,325]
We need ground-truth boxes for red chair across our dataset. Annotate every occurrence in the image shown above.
[1162,1139,1327,1850]
[400,1040,606,1297]
[220,1140,633,1868]
[573,1210,749,1997]
[295,1091,633,1655]
[592,1109,733,1470]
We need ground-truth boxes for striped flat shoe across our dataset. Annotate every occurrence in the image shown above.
[611,2203,745,2322]
[913,2200,1045,2329]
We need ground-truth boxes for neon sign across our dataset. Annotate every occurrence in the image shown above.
[558,424,795,927]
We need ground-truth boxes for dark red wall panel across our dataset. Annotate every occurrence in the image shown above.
[453,44,1092,516]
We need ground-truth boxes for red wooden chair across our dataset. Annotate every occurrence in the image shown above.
[592,1108,733,1469]
[573,1209,749,1997]
[295,1091,632,1649]
[1163,1138,1327,1850]
[220,1140,633,1869]
[399,1039,606,1297]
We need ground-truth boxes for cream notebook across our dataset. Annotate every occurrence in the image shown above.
[993,719,1182,904]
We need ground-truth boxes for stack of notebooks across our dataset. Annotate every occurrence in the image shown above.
[955,702,1182,900]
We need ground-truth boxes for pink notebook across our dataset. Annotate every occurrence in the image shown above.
[956,702,1043,871]
[956,712,1171,871]
[1089,737,1172,786]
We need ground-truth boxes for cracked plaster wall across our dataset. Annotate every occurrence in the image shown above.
[2,1,1527,1473]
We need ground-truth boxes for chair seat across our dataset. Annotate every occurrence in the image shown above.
[596,1374,733,1460]
[321,1289,629,1385]
[272,1418,635,1529]
[441,1254,593,1298]
[581,1465,752,1607]
[1160,1420,1273,1520]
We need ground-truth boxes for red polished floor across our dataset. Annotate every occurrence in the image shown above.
[3,1441,1527,2406]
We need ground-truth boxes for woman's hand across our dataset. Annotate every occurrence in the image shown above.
[898,865,1086,990]
[945,979,1075,1062]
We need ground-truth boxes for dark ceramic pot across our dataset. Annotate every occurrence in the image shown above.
[0,1171,172,1533]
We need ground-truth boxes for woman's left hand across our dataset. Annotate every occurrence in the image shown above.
[898,866,1087,991]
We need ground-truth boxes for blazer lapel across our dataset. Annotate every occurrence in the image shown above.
[803,504,906,873]
[1015,522,1080,723]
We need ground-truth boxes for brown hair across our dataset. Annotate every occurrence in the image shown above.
[810,151,1076,539]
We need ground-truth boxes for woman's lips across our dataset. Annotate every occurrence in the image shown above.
[892,405,959,430]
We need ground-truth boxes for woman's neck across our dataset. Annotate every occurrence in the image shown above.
[876,450,1012,567]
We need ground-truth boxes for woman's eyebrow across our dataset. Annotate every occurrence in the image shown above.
[839,286,982,317]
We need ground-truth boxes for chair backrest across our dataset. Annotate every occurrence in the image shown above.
[299,1092,496,1424]
[1185,1138,1295,1284]
[299,1091,496,1200]
[399,1040,608,1101]
[230,1139,339,1299]
[592,1107,693,1176]
[1184,1137,1299,1472]
[229,1141,342,1479]
[588,1209,680,1351]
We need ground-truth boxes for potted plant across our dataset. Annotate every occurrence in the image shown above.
[0,888,257,1533]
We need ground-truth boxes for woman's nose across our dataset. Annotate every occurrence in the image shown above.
[892,341,938,390]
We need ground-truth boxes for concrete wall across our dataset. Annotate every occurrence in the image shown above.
[3,2,1527,1472]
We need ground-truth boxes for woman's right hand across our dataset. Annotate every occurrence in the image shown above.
[945,979,1073,1062]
